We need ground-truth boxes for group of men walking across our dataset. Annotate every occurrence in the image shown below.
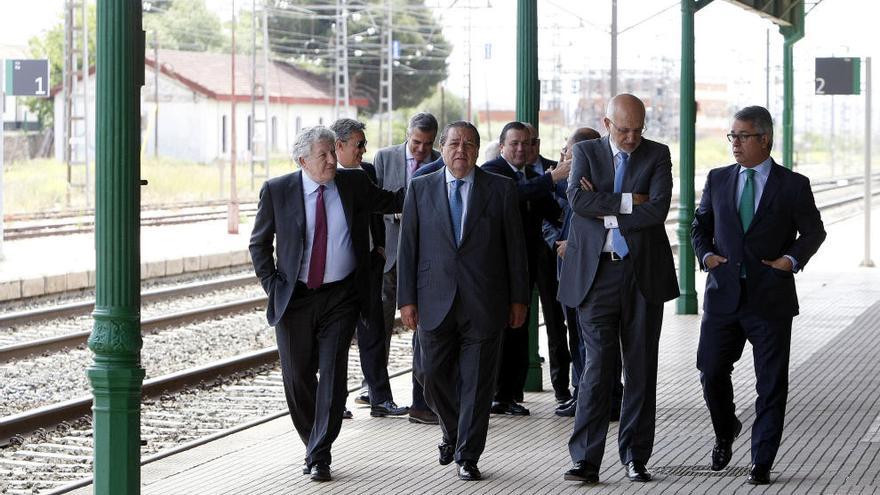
[249,94,825,485]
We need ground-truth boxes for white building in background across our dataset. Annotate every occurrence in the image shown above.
[52,49,365,164]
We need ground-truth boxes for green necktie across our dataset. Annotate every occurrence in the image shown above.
[739,168,756,231]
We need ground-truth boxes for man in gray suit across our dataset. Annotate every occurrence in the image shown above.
[559,94,679,484]
[374,112,441,424]
[397,121,529,481]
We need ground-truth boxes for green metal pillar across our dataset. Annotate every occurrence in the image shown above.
[516,0,542,391]
[87,1,145,493]
[677,1,710,315]
[780,6,805,170]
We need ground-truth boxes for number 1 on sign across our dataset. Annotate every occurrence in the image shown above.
[34,77,44,95]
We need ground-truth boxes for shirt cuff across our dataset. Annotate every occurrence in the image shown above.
[603,216,619,229]
[619,193,633,214]
[702,252,715,271]
[783,255,800,272]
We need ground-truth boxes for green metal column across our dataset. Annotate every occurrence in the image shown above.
[781,7,804,170]
[676,1,709,315]
[516,0,542,391]
[87,1,145,493]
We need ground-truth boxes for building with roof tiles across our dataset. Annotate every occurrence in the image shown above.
[52,49,365,164]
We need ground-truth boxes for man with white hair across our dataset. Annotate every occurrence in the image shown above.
[249,126,405,482]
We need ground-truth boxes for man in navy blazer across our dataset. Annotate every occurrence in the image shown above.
[481,121,568,416]
[249,126,404,482]
[560,94,679,484]
[397,121,529,481]
[691,106,826,485]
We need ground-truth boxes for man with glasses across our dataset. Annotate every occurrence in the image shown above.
[331,118,408,420]
[692,105,826,485]
[560,94,679,484]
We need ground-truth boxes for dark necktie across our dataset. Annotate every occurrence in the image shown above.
[449,179,464,245]
[739,168,756,230]
[307,185,327,289]
[611,152,630,257]
[515,170,525,184]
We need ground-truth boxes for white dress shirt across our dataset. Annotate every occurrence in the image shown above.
[298,171,356,285]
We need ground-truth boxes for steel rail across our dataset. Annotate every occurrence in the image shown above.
[0,273,258,328]
[0,347,279,445]
[0,295,266,362]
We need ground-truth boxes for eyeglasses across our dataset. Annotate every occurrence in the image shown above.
[726,133,763,143]
[608,120,645,136]
[344,139,367,149]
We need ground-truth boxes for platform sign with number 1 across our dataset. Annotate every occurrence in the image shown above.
[1,59,50,261]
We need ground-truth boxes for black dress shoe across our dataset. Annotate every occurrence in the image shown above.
[626,461,652,482]
[747,464,771,485]
[309,462,331,482]
[556,395,574,406]
[342,407,353,420]
[370,400,409,417]
[711,418,742,471]
[458,460,482,481]
[438,441,454,465]
[302,460,310,475]
[556,397,576,410]
[408,408,439,424]
[354,391,370,405]
[490,401,530,416]
[563,460,599,483]
[555,401,576,417]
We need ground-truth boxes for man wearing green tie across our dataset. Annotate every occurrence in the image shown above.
[692,106,827,485]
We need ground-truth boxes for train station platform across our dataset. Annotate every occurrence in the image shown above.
[59,212,880,494]
[0,218,253,302]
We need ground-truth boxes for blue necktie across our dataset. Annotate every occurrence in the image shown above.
[515,170,525,184]
[449,179,464,245]
[611,152,629,257]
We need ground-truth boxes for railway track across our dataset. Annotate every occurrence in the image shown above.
[4,201,259,241]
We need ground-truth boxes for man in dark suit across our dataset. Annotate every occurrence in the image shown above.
[397,121,529,481]
[331,118,407,419]
[374,112,441,425]
[249,126,404,482]
[559,94,679,484]
[692,106,826,485]
[524,122,575,406]
[481,121,568,416]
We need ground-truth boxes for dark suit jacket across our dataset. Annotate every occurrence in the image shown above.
[482,156,562,283]
[691,160,826,319]
[397,166,529,334]
[558,136,679,307]
[361,161,386,254]
[373,142,441,271]
[249,169,404,326]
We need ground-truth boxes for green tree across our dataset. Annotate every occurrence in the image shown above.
[143,0,225,52]
[268,0,450,114]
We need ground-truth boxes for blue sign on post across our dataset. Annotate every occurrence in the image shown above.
[4,59,50,97]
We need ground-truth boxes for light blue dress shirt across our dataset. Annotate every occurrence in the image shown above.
[298,171,356,285]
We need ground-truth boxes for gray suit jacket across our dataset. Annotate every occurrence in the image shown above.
[248,169,404,326]
[557,136,679,308]
[374,142,441,272]
[397,167,530,334]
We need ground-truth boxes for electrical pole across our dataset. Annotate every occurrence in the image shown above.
[610,0,618,97]
[154,30,159,158]
[229,0,239,235]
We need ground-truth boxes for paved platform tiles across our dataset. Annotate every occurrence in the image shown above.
[66,213,880,494]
